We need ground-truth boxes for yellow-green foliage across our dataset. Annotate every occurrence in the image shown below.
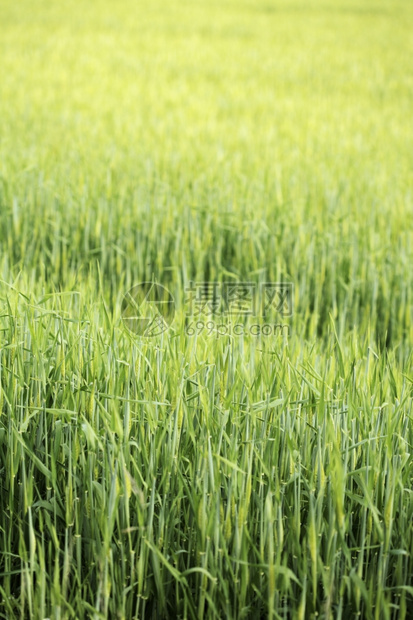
[0,0,413,618]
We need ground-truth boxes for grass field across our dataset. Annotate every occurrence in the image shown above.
[1,0,413,618]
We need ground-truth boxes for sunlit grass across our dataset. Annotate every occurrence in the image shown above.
[0,0,413,617]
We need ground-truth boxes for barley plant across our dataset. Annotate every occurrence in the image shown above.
[0,0,413,618]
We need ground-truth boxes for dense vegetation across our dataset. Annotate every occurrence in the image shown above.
[1,0,413,617]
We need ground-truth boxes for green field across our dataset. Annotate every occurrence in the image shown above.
[1,0,413,618]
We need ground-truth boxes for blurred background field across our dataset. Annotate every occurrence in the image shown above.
[0,0,413,618]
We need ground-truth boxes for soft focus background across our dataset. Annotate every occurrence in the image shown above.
[0,0,413,618]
